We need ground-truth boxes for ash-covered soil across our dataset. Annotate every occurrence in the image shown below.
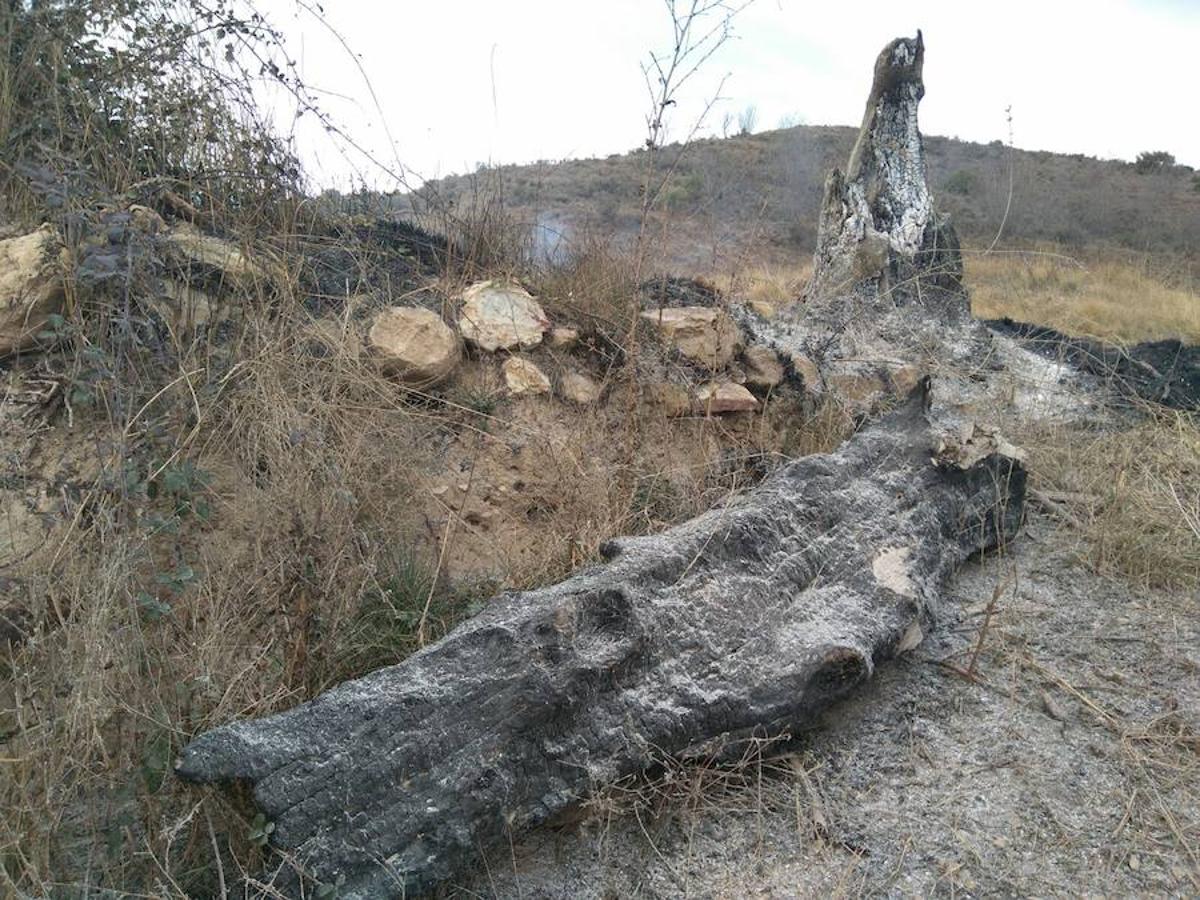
[455,515,1199,898]
[985,318,1200,412]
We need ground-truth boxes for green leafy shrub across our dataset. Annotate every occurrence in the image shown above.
[1134,150,1175,174]
[944,169,976,195]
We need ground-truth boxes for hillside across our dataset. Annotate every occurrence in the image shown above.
[400,125,1200,269]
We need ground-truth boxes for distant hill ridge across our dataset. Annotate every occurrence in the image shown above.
[399,125,1200,262]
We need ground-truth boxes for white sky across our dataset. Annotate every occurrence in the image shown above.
[257,0,1200,189]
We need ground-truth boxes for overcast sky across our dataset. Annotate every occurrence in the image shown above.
[257,0,1200,188]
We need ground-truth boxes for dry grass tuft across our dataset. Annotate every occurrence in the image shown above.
[739,262,812,315]
[968,250,1200,344]
[1023,409,1200,590]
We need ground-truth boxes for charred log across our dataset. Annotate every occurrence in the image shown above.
[177,385,1024,896]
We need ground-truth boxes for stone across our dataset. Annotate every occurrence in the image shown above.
[548,326,579,349]
[559,370,601,404]
[696,382,760,414]
[502,357,551,396]
[367,307,460,385]
[458,281,549,352]
[644,382,693,417]
[163,223,262,287]
[0,226,65,357]
[640,306,741,371]
[742,345,785,389]
[788,352,824,393]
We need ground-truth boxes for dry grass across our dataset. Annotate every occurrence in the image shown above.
[738,261,812,315]
[969,247,1200,592]
[0,209,835,894]
[1022,409,1200,590]
[2,5,1197,893]
[967,249,1200,344]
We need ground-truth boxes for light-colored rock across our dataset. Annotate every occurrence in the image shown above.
[0,226,64,357]
[742,345,785,389]
[163,223,262,286]
[696,382,760,415]
[548,327,579,349]
[747,298,777,319]
[458,281,549,352]
[305,318,363,360]
[502,357,551,396]
[368,307,460,385]
[787,352,824,393]
[639,306,741,371]
[559,370,601,404]
[644,382,693,418]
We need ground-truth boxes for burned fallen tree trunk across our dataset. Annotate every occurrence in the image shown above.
[177,386,1024,896]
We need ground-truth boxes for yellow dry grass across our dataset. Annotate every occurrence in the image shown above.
[967,250,1200,344]
[1022,410,1200,590]
[739,262,812,315]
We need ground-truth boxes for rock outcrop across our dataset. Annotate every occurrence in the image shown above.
[458,281,549,352]
[367,307,460,385]
[0,226,64,357]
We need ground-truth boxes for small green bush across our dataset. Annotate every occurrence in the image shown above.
[1135,150,1175,174]
[944,169,976,195]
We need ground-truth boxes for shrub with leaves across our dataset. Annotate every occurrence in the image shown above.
[1133,150,1176,174]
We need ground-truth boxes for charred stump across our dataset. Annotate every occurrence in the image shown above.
[806,31,963,309]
